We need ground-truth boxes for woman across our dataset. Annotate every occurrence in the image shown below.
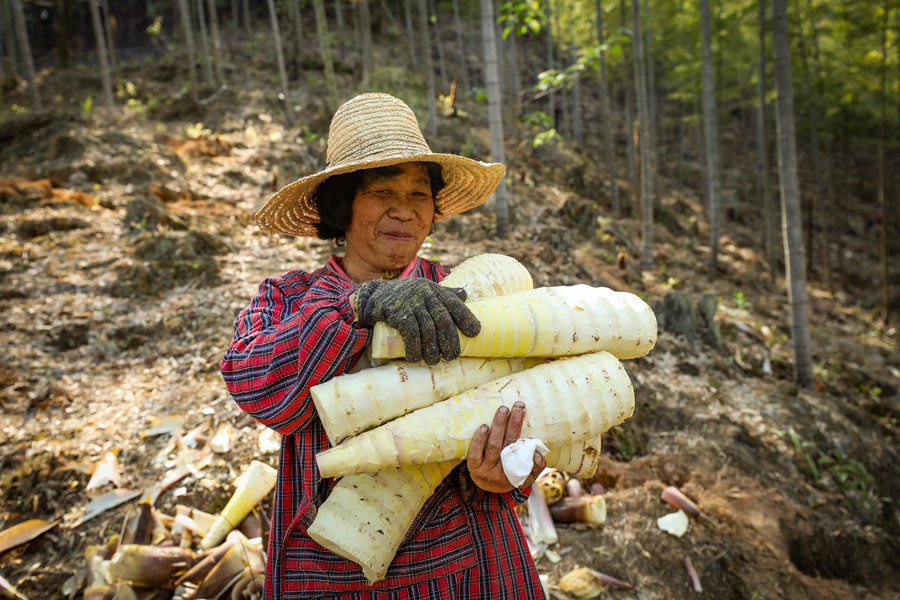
[222,93,545,598]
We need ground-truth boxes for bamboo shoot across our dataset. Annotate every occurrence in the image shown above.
[317,351,634,478]
[371,285,657,360]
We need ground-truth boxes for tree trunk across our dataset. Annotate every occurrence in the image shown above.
[100,0,116,67]
[596,0,618,213]
[417,0,438,136]
[10,0,40,110]
[232,0,239,31]
[428,0,448,89]
[206,0,224,84]
[772,0,813,387]
[643,0,659,172]
[289,0,303,68]
[2,0,19,79]
[242,0,251,33]
[480,0,508,239]
[504,10,520,135]
[87,0,114,114]
[570,9,583,145]
[633,0,653,269]
[195,0,215,85]
[554,1,570,137]
[266,0,293,125]
[545,0,555,127]
[620,0,635,191]
[334,0,345,56]
[757,0,777,283]
[311,0,339,109]
[359,0,373,86]
[451,0,470,92]
[701,0,721,269]
[402,0,417,68]
[176,0,198,99]
[879,0,890,322]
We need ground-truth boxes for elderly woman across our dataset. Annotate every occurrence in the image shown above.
[221,93,545,598]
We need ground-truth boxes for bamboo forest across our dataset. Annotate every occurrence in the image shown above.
[0,0,897,597]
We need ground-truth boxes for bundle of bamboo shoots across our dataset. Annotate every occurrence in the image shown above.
[307,253,656,582]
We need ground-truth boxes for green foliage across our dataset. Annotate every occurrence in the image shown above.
[533,128,560,148]
[521,110,552,129]
[787,428,877,495]
[80,96,93,115]
[733,291,750,310]
[146,16,163,36]
[184,122,212,139]
[500,1,545,39]
[472,87,489,104]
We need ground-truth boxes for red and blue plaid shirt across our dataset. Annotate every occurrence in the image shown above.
[221,255,545,599]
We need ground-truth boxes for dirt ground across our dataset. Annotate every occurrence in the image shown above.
[0,46,897,599]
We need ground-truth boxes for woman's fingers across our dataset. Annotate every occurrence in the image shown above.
[415,309,440,365]
[442,291,481,338]
[503,402,526,448]
[521,451,547,488]
[425,295,461,361]
[467,424,488,471]
[394,313,422,363]
[484,406,510,468]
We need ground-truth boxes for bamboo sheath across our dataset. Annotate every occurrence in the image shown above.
[370,285,658,360]
[316,350,635,478]
[545,436,602,478]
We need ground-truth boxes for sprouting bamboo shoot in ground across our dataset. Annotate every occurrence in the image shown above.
[370,285,657,360]
[307,461,458,583]
[312,357,545,443]
[316,351,634,478]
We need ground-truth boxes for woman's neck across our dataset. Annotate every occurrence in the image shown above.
[340,251,404,283]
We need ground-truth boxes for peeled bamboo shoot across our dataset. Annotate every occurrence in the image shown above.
[312,358,544,443]
[200,461,277,549]
[307,461,457,582]
[371,285,657,360]
[439,253,533,300]
[545,436,602,478]
[316,351,634,478]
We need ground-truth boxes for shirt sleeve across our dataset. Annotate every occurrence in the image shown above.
[220,274,370,435]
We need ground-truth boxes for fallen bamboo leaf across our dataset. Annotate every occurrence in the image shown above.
[685,556,702,592]
[142,415,185,438]
[258,428,281,454]
[107,544,195,587]
[0,519,59,555]
[70,489,142,528]
[210,423,235,454]
[0,574,28,600]
[175,514,208,537]
[657,510,689,537]
[661,486,701,518]
[86,451,121,490]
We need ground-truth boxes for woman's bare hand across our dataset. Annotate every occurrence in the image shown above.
[466,402,546,494]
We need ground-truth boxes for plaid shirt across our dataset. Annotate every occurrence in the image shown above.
[221,255,545,599]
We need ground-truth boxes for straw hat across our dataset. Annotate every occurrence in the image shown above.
[255,93,506,237]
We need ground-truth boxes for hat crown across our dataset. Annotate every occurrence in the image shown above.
[325,93,432,167]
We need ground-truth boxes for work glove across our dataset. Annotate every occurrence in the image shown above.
[354,278,481,365]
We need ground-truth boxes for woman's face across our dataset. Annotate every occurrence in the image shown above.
[344,162,436,272]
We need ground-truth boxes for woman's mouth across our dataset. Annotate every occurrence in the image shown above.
[380,231,414,241]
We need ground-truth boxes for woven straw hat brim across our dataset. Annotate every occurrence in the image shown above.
[255,153,505,237]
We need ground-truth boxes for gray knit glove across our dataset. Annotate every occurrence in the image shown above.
[355,278,481,365]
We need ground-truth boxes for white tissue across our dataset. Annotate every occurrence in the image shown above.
[501,437,550,487]
[657,510,690,537]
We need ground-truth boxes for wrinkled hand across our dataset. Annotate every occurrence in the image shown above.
[354,278,481,365]
[467,402,546,494]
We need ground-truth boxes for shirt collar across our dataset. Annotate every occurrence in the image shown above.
[327,255,421,282]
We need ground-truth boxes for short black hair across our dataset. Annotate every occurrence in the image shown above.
[313,161,445,242]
